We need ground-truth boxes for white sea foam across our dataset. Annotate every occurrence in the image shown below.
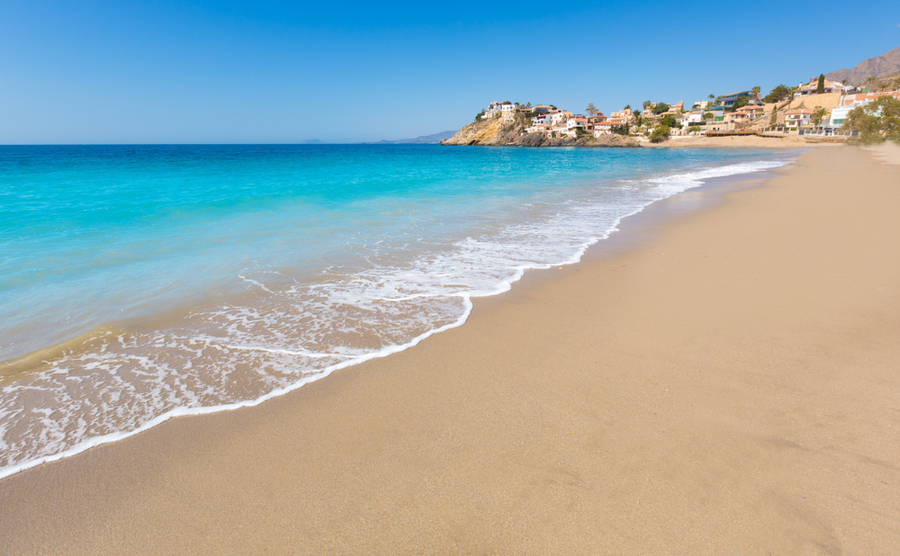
[0,158,788,480]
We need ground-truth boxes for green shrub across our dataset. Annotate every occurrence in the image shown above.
[844,96,900,144]
[763,84,792,103]
[649,125,670,143]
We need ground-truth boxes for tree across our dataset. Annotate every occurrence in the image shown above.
[763,84,792,103]
[702,111,714,121]
[649,125,670,143]
[751,86,761,94]
[643,100,652,111]
[624,104,631,110]
[812,106,827,127]
[727,96,750,112]
[816,74,825,94]
[653,102,670,114]
[612,123,630,135]
[586,103,597,116]
[708,94,715,103]
[769,106,778,127]
[843,96,900,144]
[660,114,677,127]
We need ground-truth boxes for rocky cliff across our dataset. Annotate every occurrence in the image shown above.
[441,115,640,148]
[440,116,518,145]
[826,46,900,86]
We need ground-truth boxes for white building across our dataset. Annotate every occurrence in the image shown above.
[784,109,812,128]
[565,117,587,136]
[549,111,572,126]
[484,101,516,118]
[592,121,617,136]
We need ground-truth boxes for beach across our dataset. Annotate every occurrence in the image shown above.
[2,144,899,554]
[643,134,846,148]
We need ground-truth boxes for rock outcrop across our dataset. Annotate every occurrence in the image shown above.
[826,46,900,86]
[440,116,518,146]
[441,115,640,148]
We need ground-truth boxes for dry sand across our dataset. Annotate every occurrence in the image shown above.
[644,134,843,148]
[2,146,899,555]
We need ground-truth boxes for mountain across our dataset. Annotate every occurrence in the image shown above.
[370,130,458,144]
[826,46,900,85]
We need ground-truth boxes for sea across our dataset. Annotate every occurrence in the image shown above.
[0,144,795,478]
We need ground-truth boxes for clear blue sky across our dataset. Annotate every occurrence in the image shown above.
[2,0,898,144]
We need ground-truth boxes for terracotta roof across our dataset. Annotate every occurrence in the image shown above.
[798,80,845,90]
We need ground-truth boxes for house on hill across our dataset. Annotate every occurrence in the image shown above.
[828,90,900,128]
[794,78,851,98]
[592,121,617,136]
[784,109,812,129]
[565,117,588,136]
[717,91,761,107]
[484,101,517,118]
[609,108,632,124]
[837,90,900,106]
[661,101,684,114]
[726,105,766,127]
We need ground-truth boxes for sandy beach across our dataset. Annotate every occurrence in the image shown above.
[643,134,846,148]
[2,144,899,554]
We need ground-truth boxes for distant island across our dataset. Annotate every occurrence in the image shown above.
[368,130,458,144]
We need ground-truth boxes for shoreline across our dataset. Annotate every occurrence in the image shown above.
[2,144,899,553]
[0,150,794,481]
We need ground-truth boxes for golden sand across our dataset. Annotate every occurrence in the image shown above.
[1,146,898,555]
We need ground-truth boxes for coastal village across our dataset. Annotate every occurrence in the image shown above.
[444,72,900,146]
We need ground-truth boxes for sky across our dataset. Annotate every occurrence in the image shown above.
[1,0,899,144]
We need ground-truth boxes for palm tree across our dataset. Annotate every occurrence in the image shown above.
[812,106,827,128]
[586,103,597,116]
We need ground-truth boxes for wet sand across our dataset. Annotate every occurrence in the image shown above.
[1,145,899,555]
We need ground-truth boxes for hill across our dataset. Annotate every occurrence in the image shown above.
[440,116,638,148]
[826,46,900,85]
[371,130,458,144]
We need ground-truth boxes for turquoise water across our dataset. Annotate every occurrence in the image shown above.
[0,144,793,476]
